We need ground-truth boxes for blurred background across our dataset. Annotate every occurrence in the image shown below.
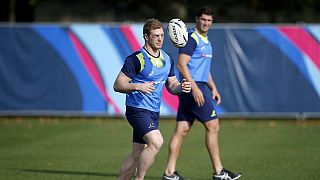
[1,2,319,179]
[0,0,319,119]
[1,0,319,23]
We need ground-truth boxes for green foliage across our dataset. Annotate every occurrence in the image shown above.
[2,0,319,22]
[0,118,320,179]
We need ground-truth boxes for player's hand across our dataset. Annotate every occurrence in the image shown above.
[181,79,191,93]
[213,90,221,105]
[192,86,204,107]
[138,81,155,94]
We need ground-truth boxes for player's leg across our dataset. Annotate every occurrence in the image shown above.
[205,120,241,179]
[121,106,161,180]
[164,120,191,176]
[203,118,223,174]
[163,92,194,180]
[135,130,163,180]
[194,83,223,174]
[118,143,146,180]
[203,119,242,180]
[196,84,241,179]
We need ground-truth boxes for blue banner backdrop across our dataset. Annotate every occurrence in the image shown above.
[0,24,319,117]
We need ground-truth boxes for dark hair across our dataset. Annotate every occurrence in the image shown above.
[143,18,163,36]
[196,6,214,18]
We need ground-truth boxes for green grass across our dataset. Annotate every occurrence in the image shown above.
[0,117,320,179]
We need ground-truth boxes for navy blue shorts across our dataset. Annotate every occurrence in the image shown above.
[177,82,218,125]
[125,106,159,144]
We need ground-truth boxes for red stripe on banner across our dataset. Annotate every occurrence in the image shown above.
[68,31,122,114]
[162,88,179,112]
[278,27,320,69]
[120,25,141,51]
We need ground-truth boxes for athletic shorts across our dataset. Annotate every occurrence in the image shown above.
[125,106,159,144]
[177,82,218,125]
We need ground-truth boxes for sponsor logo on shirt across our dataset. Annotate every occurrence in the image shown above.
[202,54,213,58]
[152,80,166,85]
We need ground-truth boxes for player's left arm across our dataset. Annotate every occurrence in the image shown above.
[208,72,221,105]
[165,55,191,95]
[166,77,191,95]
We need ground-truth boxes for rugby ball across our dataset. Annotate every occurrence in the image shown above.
[168,18,188,47]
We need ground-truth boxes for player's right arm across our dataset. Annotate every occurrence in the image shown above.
[177,54,204,106]
[113,72,154,94]
[177,34,205,106]
[113,54,155,94]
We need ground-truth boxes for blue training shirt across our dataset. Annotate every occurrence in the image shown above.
[179,29,212,82]
[121,47,175,112]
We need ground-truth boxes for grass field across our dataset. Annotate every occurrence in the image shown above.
[0,117,320,180]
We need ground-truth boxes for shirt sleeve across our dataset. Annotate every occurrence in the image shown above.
[121,55,141,79]
[178,33,197,56]
[167,53,176,77]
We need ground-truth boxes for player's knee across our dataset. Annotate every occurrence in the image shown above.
[155,136,164,151]
[205,120,220,133]
[181,129,190,137]
[131,150,142,160]
[149,137,163,152]
[210,123,220,133]
[177,126,190,137]
[213,124,220,133]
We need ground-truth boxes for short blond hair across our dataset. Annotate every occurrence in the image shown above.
[143,18,163,36]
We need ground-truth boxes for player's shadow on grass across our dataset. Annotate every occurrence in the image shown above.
[19,168,160,179]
